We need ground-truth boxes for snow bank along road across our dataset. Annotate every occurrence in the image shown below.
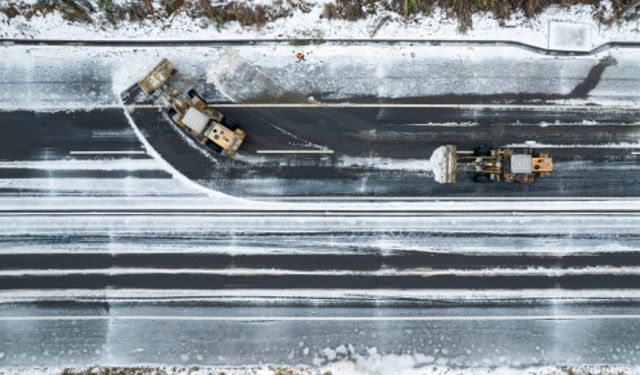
[1,210,640,368]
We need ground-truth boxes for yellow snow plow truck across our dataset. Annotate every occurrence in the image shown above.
[137,58,246,158]
[432,145,553,184]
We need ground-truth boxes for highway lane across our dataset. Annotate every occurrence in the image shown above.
[0,209,638,368]
[5,251,640,271]
[0,110,146,161]
[130,105,640,198]
[0,211,638,291]
[2,301,640,368]
[2,106,638,198]
[0,110,191,196]
[7,273,640,290]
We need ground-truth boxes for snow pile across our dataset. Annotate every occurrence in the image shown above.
[206,48,311,103]
[3,43,640,111]
[429,145,450,184]
[1,364,636,375]
[321,362,636,375]
[1,0,639,49]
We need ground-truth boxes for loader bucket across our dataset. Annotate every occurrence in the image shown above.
[430,145,457,184]
[138,58,177,95]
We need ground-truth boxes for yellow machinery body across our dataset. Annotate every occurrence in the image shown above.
[437,145,553,184]
[137,58,245,158]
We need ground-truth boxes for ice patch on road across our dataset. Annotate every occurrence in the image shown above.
[0,178,190,196]
[6,288,640,303]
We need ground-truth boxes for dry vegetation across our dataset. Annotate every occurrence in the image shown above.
[321,0,638,31]
[1,0,639,32]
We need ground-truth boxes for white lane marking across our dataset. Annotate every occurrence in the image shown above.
[632,151,640,155]
[404,122,478,127]
[211,103,637,110]
[3,266,640,277]
[256,150,334,154]
[119,103,638,110]
[249,196,640,201]
[1,314,640,322]
[70,151,146,155]
[505,142,640,149]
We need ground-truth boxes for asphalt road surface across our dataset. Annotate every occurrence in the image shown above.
[1,210,639,291]
[1,210,640,368]
[2,41,640,371]
[2,105,639,198]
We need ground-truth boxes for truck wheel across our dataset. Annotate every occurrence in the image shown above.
[473,174,492,183]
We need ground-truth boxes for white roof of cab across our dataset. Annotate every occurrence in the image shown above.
[510,154,532,174]
[182,107,209,134]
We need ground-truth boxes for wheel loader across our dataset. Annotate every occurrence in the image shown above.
[137,58,246,158]
[433,145,553,184]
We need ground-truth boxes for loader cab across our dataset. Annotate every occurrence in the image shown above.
[168,90,246,158]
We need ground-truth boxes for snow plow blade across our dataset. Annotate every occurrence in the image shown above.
[431,145,458,184]
[138,58,176,95]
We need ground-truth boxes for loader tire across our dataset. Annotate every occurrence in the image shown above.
[166,108,178,122]
[206,142,224,154]
[188,89,206,104]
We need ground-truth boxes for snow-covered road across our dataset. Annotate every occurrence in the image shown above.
[1,208,640,369]
[1,40,640,373]
[2,293,640,370]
